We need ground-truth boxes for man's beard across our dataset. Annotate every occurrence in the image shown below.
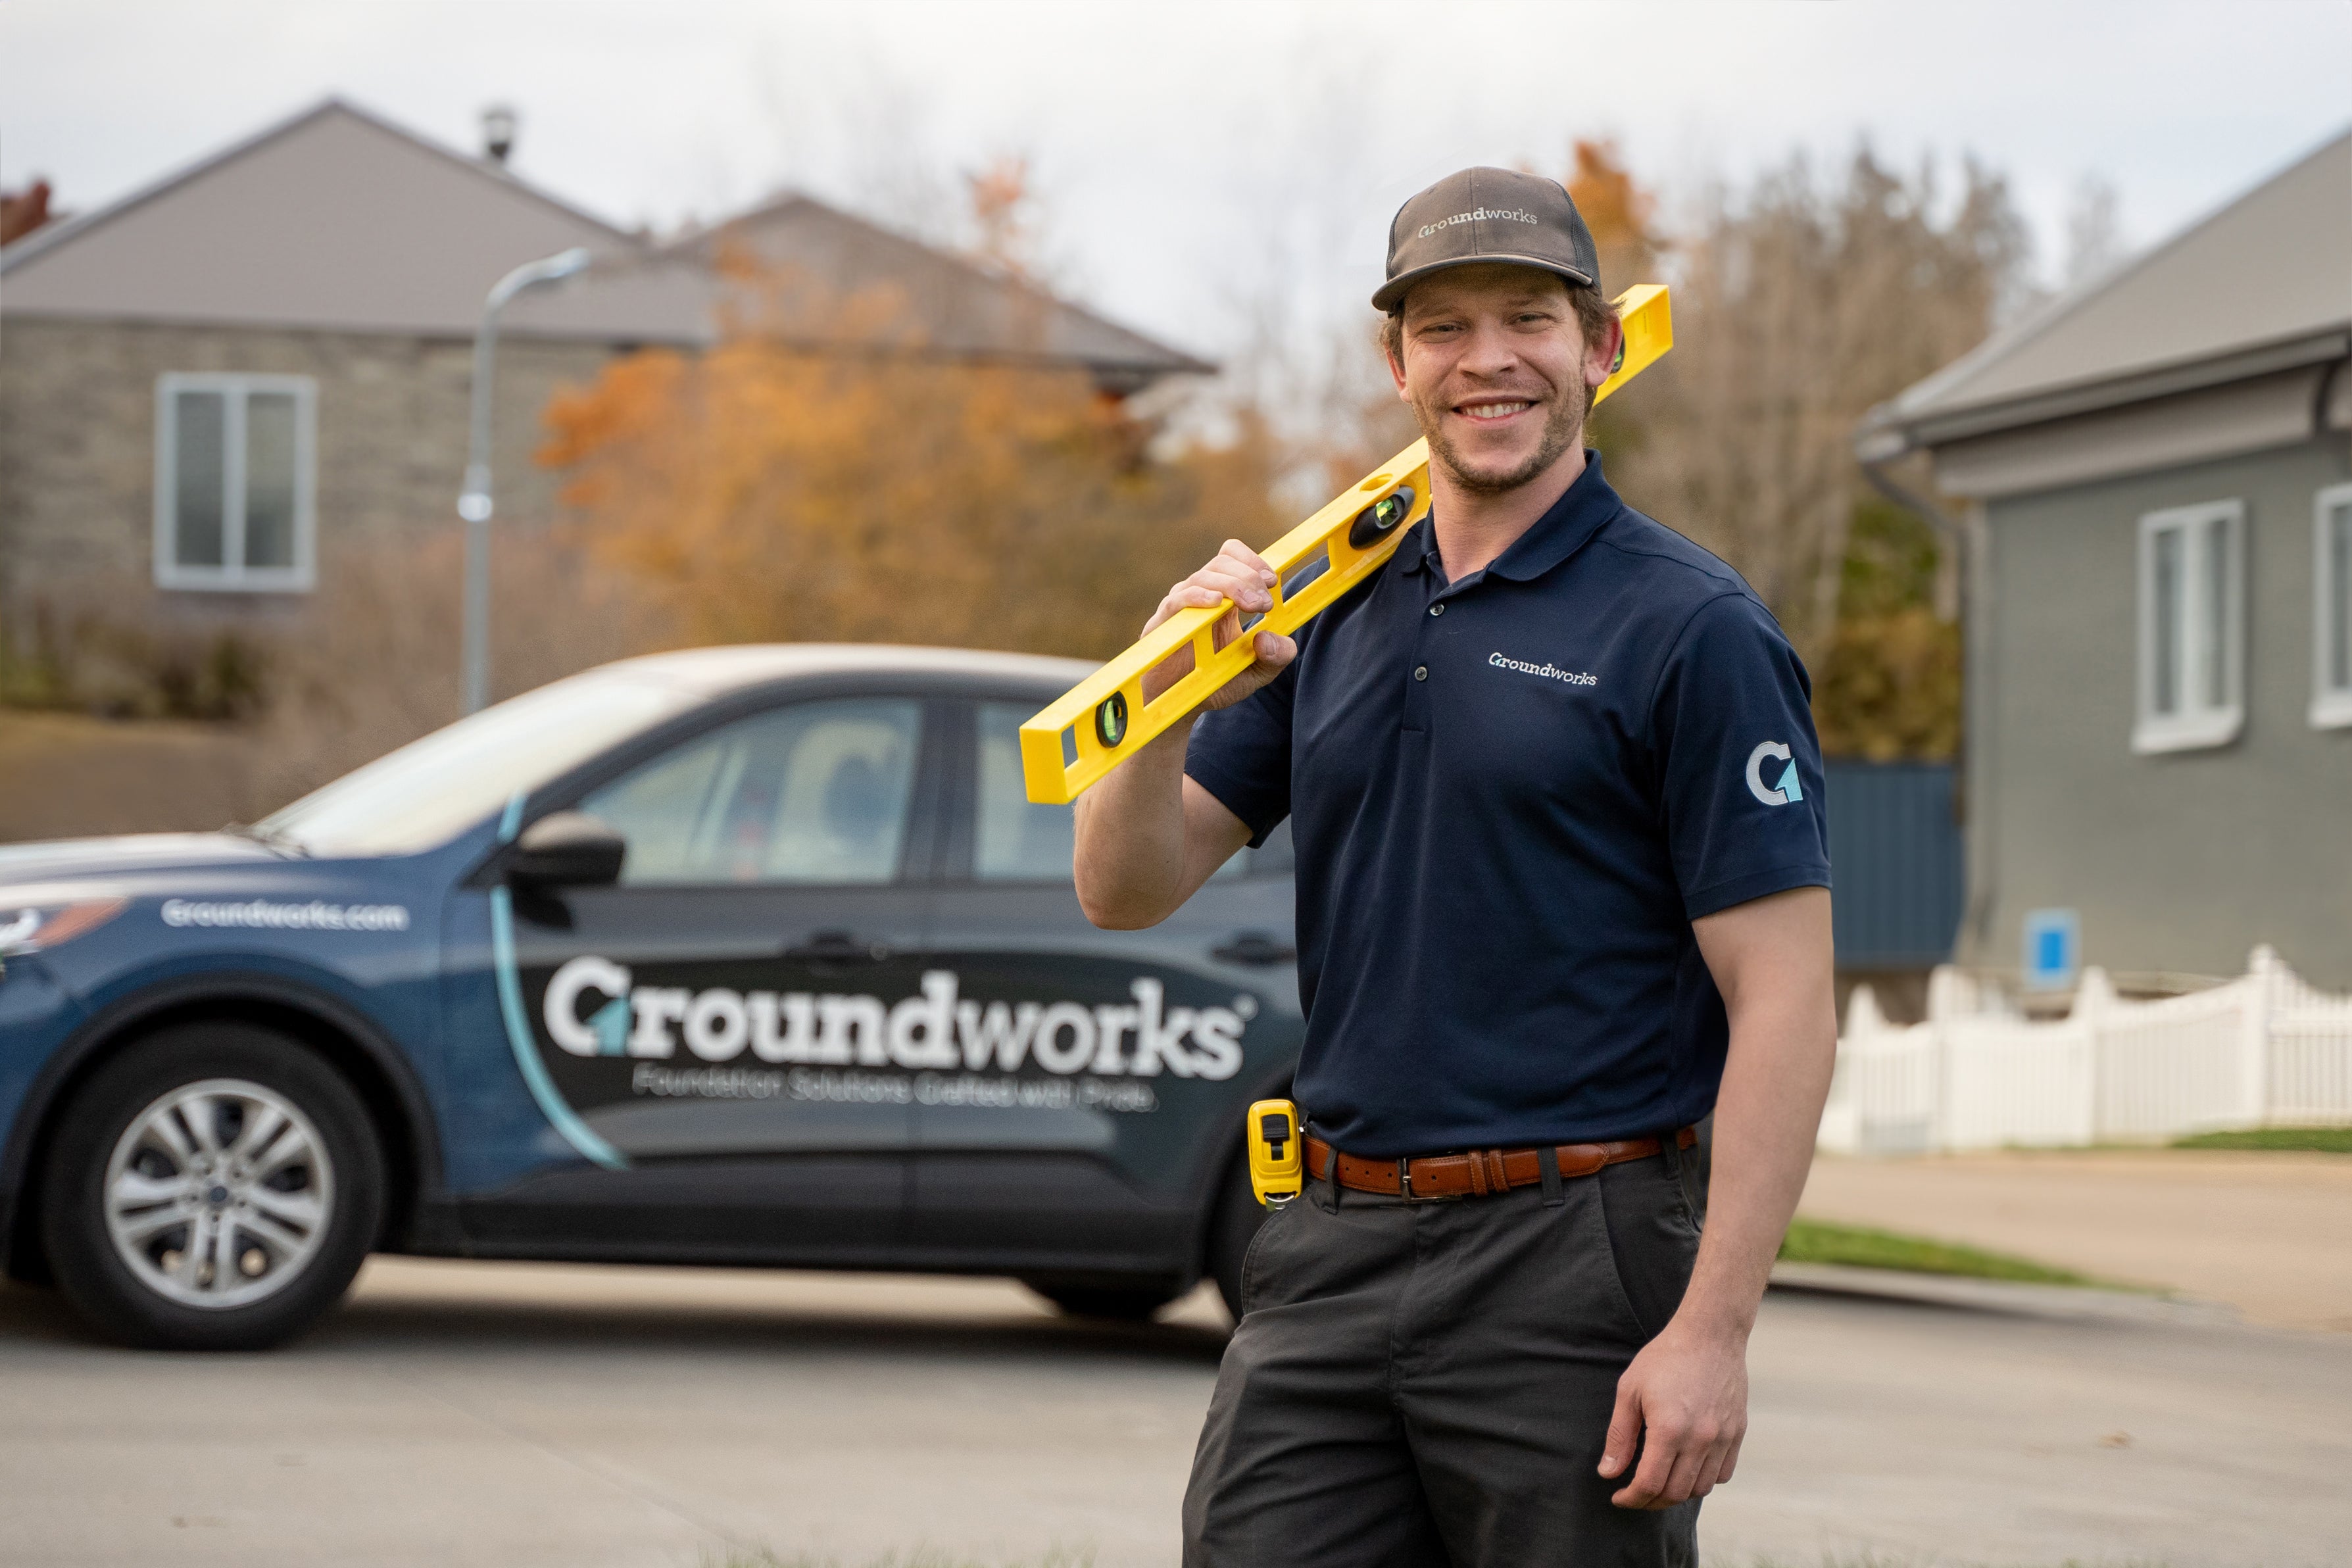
[1419,387,1584,496]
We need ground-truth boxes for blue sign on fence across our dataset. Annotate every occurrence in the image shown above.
[2022,908,2080,991]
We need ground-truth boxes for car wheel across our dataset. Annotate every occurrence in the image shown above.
[1023,1282,1181,1321]
[40,1023,383,1351]
[1205,1146,1266,1323]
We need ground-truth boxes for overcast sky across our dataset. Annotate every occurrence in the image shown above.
[5,0,2347,361]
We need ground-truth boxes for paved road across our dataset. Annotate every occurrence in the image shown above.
[1,1258,2347,1567]
[1800,1149,2352,1331]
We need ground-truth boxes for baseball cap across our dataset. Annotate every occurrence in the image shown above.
[1373,166,1602,314]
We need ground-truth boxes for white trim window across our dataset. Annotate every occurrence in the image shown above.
[2134,499,2244,754]
[153,372,317,591]
[2315,482,2352,729]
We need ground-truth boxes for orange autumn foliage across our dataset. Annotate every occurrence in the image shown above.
[537,274,1279,660]
[1563,137,1662,289]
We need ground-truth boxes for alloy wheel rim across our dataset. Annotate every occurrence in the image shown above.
[102,1078,335,1310]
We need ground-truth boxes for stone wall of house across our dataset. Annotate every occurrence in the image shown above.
[0,316,620,636]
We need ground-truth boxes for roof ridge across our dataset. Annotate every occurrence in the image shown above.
[1867,124,2352,434]
[682,186,1213,373]
[1,95,635,276]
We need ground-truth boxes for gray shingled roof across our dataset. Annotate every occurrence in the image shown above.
[0,97,1212,387]
[1861,128,2351,454]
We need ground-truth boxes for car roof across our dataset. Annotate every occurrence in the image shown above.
[596,643,1100,698]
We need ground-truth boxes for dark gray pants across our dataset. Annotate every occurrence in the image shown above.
[1183,1142,1705,1567]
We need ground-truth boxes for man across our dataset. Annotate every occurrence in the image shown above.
[1075,167,1836,1567]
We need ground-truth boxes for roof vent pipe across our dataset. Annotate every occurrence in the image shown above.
[481,105,518,165]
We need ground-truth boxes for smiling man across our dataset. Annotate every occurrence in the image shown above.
[1073,168,1836,1567]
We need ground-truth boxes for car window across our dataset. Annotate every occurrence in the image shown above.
[973,700,1247,883]
[975,702,1077,881]
[257,668,700,856]
[583,698,922,886]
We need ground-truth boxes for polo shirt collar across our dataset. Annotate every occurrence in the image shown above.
[1399,450,1623,585]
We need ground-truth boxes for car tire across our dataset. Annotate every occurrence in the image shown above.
[1204,1147,1266,1323]
[40,1023,384,1351]
[1023,1281,1179,1321]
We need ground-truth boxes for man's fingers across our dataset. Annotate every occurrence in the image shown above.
[1217,539,1278,585]
[1658,1438,1713,1506]
[1611,1423,1679,1509]
[1252,632,1296,673]
[1716,1431,1744,1486]
[1137,545,1293,706]
[1596,1381,1642,1481]
[1689,1437,1734,1499]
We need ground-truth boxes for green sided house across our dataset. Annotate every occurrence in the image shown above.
[1857,128,2351,989]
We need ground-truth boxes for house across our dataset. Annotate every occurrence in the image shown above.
[1856,129,2352,989]
[0,99,1208,674]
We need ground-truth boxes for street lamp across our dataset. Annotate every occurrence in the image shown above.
[457,245,592,716]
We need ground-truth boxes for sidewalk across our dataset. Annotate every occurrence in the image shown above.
[1798,1148,2352,1333]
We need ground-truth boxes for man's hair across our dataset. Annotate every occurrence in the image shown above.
[1379,280,1619,416]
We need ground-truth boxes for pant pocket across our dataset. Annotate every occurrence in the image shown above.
[1594,1161,1702,1342]
[1237,1196,1295,1315]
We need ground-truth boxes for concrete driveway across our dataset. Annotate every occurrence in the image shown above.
[0,1258,2347,1567]
[1800,1148,2352,1331]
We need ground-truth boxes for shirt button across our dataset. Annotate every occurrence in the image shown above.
[1429,602,1445,617]
[1413,665,1428,681]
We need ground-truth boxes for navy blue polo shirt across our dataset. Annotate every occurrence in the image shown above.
[1187,454,1829,1156]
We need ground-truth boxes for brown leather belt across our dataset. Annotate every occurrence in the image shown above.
[1304,1127,1698,1200]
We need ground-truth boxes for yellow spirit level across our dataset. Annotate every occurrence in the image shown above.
[1246,1098,1304,1206]
[1019,284,1672,804]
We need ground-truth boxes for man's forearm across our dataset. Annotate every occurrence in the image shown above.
[1073,718,1196,929]
[1675,983,1836,1338]
[1677,886,1838,1338]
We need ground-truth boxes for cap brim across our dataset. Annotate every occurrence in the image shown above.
[1372,254,1596,314]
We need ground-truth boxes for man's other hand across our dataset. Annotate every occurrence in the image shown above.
[1140,540,1296,708]
[1596,1315,1748,1509]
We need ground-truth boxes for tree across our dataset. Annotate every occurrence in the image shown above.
[537,268,1280,662]
[1612,149,2024,658]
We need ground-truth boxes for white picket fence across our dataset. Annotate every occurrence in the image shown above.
[1821,946,2352,1154]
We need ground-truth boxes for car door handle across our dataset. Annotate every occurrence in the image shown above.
[783,931,893,963]
[1212,931,1296,966]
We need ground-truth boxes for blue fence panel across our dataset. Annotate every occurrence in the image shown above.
[1823,760,1963,971]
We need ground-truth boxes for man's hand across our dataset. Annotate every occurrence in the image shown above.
[1072,541,1273,930]
[1139,539,1296,706]
[1596,1315,1748,1508]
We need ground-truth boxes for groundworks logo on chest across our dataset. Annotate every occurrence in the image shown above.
[539,957,1250,1111]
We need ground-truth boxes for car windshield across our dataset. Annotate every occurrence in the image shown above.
[256,669,703,856]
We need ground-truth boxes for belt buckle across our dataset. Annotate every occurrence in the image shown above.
[1396,1158,1415,1201]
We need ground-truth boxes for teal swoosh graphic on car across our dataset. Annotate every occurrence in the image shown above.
[490,792,627,1170]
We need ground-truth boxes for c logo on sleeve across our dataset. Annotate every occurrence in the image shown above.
[1744,741,1802,806]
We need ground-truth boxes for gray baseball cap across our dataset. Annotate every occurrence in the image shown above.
[1373,166,1602,314]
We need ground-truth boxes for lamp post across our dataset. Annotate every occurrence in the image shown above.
[457,245,591,716]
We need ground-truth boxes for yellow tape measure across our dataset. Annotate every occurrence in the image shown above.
[1246,1098,1304,1206]
[1020,283,1673,804]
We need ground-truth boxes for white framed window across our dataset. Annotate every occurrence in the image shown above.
[2315,482,2352,729]
[2134,499,2243,754]
[153,373,317,591]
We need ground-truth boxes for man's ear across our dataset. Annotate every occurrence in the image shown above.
[1586,316,1624,391]
[1386,331,1410,399]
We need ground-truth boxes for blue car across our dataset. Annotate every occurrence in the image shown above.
[0,647,1298,1348]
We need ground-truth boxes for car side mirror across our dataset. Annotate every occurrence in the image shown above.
[507,811,625,888]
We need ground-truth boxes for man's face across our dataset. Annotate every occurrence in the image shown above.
[1388,264,1617,496]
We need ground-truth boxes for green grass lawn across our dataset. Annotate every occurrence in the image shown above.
[2170,1125,2352,1153]
[1777,1217,2097,1286]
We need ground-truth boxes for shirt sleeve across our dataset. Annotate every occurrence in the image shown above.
[1183,655,1297,848]
[1650,591,1832,920]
